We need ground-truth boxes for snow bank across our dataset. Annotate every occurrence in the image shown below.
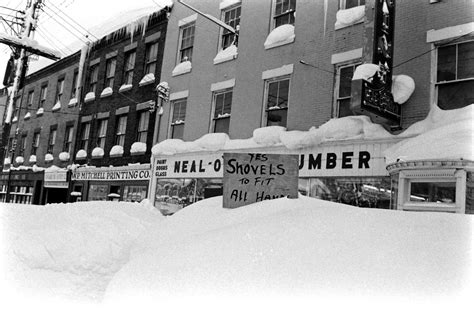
[0,201,164,302]
[264,24,295,49]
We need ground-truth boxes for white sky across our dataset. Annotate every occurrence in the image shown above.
[0,0,169,87]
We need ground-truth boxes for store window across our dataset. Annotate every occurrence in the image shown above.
[436,40,474,110]
[137,110,150,143]
[154,178,222,215]
[264,77,290,127]
[221,4,241,49]
[335,63,359,117]
[212,88,232,134]
[273,0,296,28]
[170,98,187,139]
[299,177,392,208]
[123,185,148,202]
[88,184,108,201]
[47,127,57,154]
[145,42,159,75]
[79,122,90,151]
[31,131,40,155]
[89,64,99,93]
[39,84,47,108]
[55,78,65,103]
[64,125,74,154]
[123,50,136,85]
[342,0,365,9]
[115,115,127,146]
[178,23,195,63]
[97,119,108,149]
[105,57,117,89]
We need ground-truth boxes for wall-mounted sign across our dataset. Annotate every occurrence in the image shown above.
[45,171,68,188]
[222,153,299,208]
[72,166,151,181]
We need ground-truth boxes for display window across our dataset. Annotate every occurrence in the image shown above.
[123,185,148,202]
[88,184,108,201]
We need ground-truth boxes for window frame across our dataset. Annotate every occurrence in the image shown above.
[220,4,241,50]
[27,90,34,106]
[104,57,117,89]
[262,75,291,127]
[97,119,108,149]
[136,110,150,143]
[55,78,65,103]
[272,0,296,29]
[63,125,74,154]
[19,133,27,157]
[31,131,40,156]
[333,61,360,118]
[89,64,99,93]
[47,126,57,154]
[71,70,78,98]
[114,115,128,146]
[177,22,195,63]
[39,84,48,108]
[169,98,187,139]
[340,0,366,10]
[123,50,136,85]
[210,88,233,134]
[79,122,91,151]
[145,41,159,75]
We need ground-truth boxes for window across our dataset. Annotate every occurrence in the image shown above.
[436,41,474,110]
[115,115,127,146]
[212,89,232,134]
[342,0,365,9]
[31,131,40,155]
[123,50,136,85]
[71,70,78,98]
[178,23,195,62]
[79,122,90,151]
[170,99,187,139]
[55,78,65,103]
[97,119,108,149]
[264,77,290,127]
[335,63,359,117]
[89,65,99,93]
[47,127,57,154]
[12,97,19,120]
[273,0,296,28]
[39,85,47,108]
[27,90,34,106]
[137,110,150,143]
[145,42,159,74]
[64,125,74,154]
[105,57,117,88]
[19,134,27,157]
[221,5,241,49]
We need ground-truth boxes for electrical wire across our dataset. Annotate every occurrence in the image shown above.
[40,6,91,44]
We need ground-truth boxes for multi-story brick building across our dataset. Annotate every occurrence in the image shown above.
[71,7,171,202]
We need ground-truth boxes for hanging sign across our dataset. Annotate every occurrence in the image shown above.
[222,153,299,209]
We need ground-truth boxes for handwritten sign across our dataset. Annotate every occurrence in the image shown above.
[223,153,299,208]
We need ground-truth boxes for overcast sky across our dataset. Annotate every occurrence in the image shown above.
[0,0,170,88]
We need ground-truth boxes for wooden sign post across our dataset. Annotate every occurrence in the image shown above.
[223,153,299,208]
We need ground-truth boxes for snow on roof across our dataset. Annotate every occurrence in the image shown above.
[0,32,61,59]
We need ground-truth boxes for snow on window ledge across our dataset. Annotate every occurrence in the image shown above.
[213,44,238,64]
[130,142,147,155]
[24,112,31,120]
[59,152,70,162]
[84,92,96,103]
[68,98,78,107]
[45,153,54,162]
[172,61,192,76]
[15,156,24,164]
[76,149,87,159]
[119,84,133,92]
[139,73,155,87]
[52,101,61,112]
[3,157,11,165]
[91,147,105,158]
[264,24,295,50]
[12,116,18,123]
[29,155,37,163]
[36,107,44,116]
[109,145,124,157]
[100,87,113,98]
[335,5,365,30]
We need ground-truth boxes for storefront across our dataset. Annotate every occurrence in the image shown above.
[44,170,70,204]
[71,164,152,202]
[150,138,400,215]
[0,169,44,204]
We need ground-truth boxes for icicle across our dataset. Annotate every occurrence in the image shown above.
[323,0,328,36]
[382,0,389,14]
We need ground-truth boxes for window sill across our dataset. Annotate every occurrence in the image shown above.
[131,151,146,156]
[334,19,364,31]
[84,92,96,103]
[91,155,104,159]
[400,202,458,213]
[139,79,155,87]
[68,98,78,107]
[119,84,133,92]
[109,153,124,158]
[213,53,237,65]
[100,87,113,98]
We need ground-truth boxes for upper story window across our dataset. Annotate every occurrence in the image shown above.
[115,115,128,146]
[39,85,47,108]
[221,5,241,49]
[436,40,474,110]
[31,131,40,156]
[342,0,365,9]
[264,77,290,127]
[79,122,90,151]
[97,119,108,149]
[71,70,78,98]
[123,50,136,85]
[137,110,150,143]
[273,0,296,28]
[170,98,187,139]
[212,89,232,134]
[145,42,159,75]
[179,23,195,63]
[47,127,57,154]
[89,64,99,93]
[19,134,27,157]
[64,125,74,154]
[105,58,117,89]
[55,78,65,103]
[27,90,34,106]
[335,63,359,118]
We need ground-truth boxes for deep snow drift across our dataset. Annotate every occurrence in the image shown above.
[1,196,473,310]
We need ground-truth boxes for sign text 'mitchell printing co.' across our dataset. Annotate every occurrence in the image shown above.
[72,169,151,181]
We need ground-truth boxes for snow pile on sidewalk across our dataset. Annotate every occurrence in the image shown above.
[0,200,164,303]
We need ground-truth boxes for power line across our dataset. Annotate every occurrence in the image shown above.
[39,6,89,44]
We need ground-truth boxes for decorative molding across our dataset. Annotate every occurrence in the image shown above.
[210,79,235,91]
[331,48,363,64]
[169,90,189,101]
